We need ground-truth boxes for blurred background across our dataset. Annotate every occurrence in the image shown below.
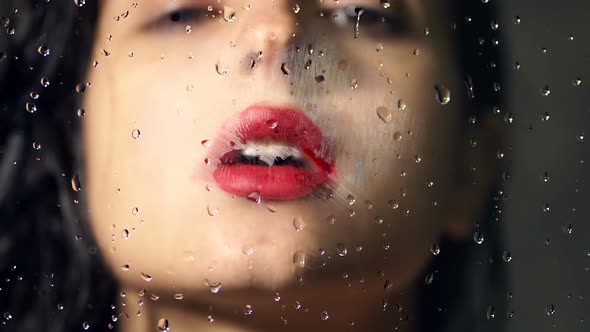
[499,0,589,330]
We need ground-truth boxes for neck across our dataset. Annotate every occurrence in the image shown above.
[117,280,418,332]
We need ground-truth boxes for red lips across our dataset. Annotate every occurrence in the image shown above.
[210,104,336,200]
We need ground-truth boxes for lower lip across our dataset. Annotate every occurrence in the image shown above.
[214,164,331,200]
[211,105,334,201]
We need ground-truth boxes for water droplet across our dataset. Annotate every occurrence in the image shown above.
[32,142,42,150]
[121,264,130,271]
[243,304,253,315]
[473,231,485,244]
[247,191,261,204]
[74,0,86,7]
[293,250,306,268]
[207,204,219,216]
[71,174,82,192]
[215,63,229,75]
[292,3,300,14]
[486,305,496,320]
[274,292,281,301]
[425,272,434,285]
[204,279,222,293]
[121,229,130,239]
[353,8,364,39]
[76,108,86,117]
[572,77,582,86]
[376,43,384,52]
[346,194,356,205]
[321,311,330,320]
[490,20,499,30]
[350,78,358,89]
[37,45,50,56]
[576,133,584,142]
[131,129,141,139]
[502,251,512,262]
[3,312,12,320]
[304,59,312,70]
[25,102,37,113]
[397,99,407,111]
[223,6,236,22]
[434,84,451,105]
[431,243,440,256]
[82,321,90,330]
[140,272,152,282]
[157,318,170,331]
[315,75,325,83]
[280,63,291,76]
[540,85,551,96]
[75,83,87,94]
[388,200,399,210]
[545,304,555,316]
[541,112,550,122]
[504,112,514,124]
[293,216,305,231]
[336,243,348,256]
[514,15,521,24]
[376,106,393,123]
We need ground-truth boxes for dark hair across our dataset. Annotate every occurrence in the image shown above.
[0,1,507,331]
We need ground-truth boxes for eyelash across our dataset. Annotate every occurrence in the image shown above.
[148,7,207,31]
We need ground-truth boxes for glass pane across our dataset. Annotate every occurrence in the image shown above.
[0,1,587,331]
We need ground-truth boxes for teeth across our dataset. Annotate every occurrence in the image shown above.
[242,142,302,166]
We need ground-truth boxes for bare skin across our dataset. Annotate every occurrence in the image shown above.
[83,1,499,331]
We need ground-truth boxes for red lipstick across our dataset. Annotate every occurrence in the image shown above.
[211,104,335,200]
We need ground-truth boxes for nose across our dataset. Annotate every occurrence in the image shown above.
[237,2,298,67]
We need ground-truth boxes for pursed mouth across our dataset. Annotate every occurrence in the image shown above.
[210,104,336,201]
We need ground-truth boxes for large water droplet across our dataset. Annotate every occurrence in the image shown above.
[223,6,236,22]
[243,304,253,315]
[25,102,37,113]
[430,243,440,256]
[215,63,229,75]
[71,174,82,192]
[336,243,348,257]
[40,77,50,87]
[376,106,392,123]
[293,216,305,231]
[204,279,222,293]
[434,84,451,105]
[321,311,330,320]
[74,0,86,7]
[486,305,496,320]
[473,231,485,244]
[293,251,306,268]
[131,129,141,139]
[37,45,50,57]
[280,63,291,76]
[121,229,130,239]
[157,318,170,331]
[545,304,556,316]
[140,272,152,282]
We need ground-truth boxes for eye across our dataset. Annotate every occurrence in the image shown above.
[330,6,413,38]
[145,7,209,32]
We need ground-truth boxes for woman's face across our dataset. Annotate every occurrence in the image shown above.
[83,0,469,319]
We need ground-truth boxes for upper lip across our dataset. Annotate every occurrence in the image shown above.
[208,104,338,200]
[213,104,335,173]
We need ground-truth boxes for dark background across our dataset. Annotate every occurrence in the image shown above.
[498,0,589,330]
